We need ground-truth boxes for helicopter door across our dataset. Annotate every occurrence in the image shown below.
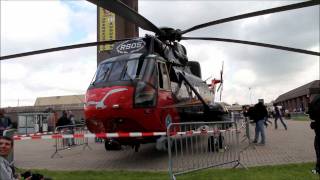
[157,61,176,128]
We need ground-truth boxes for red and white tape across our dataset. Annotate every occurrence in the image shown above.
[170,128,238,136]
[13,132,167,141]
[14,132,54,138]
[13,128,238,141]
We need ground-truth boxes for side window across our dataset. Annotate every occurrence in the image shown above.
[157,62,170,90]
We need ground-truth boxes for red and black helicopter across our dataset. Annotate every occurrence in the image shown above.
[1,0,319,151]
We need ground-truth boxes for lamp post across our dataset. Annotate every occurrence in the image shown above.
[249,87,253,105]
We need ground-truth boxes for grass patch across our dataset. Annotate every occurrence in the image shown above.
[179,163,319,180]
[18,163,319,180]
[291,115,310,121]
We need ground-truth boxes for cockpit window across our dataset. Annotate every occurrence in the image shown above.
[92,57,154,84]
[122,58,146,80]
[108,60,126,81]
[94,63,112,84]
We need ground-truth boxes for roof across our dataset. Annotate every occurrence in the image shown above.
[275,80,320,103]
[34,95,85,106]
[227,105,242,111]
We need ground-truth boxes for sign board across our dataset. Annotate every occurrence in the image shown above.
[98,8,116,52]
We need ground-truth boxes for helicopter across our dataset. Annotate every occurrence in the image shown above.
[1,0,319,152]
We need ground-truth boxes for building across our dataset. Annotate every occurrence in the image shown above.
[3,95,85,127]
[274,80,320,112]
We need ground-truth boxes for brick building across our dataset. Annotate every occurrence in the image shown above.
[274,80,320,112]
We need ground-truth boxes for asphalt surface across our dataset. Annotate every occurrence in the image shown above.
[14,119,316,171]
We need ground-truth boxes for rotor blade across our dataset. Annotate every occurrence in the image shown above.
[181,0,319,35]
[221,61,224,83]
[181,37,320,56]
[217,83,222,92]
[87,0,163,35]
[220,84,223,102]
[0,39,130,60]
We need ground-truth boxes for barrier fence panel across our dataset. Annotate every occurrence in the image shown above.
[167,121,246,180]
[51,124,91,158]
[239,116,256,152]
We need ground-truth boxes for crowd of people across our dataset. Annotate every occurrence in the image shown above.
[242,92,320,175]
[242,99,291,146]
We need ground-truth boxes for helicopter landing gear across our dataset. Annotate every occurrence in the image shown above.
[132,143,140,152]
[105,139,122,151]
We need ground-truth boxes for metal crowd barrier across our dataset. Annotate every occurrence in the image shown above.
[51,124,91,158]
[231,111,242,123]
[239,117,256,151]
[3,129,16,165]
[167,121,246,180]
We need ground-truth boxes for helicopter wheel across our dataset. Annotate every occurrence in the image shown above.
[105,139,122,151]
[134,143,140,152]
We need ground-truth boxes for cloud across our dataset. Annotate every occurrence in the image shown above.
[0,1,97,107]
[1,47,97,106]
[0,1,72,55]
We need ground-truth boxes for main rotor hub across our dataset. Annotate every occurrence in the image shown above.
[157,27,182,42]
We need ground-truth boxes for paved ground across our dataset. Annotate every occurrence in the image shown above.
[14,119,316,171]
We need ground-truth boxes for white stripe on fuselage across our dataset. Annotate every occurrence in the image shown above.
[87,88,128,109]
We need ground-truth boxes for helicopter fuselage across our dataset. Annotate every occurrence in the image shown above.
[84,36,222,149]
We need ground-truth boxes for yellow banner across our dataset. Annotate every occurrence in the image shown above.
[98,8,115,52]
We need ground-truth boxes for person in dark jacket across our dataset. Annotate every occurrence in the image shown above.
[308,90,320,175]
[273,104,287,130]
[252,99,268,145]
[56,111,72,147]
[0,109,12,136]
[56,111,71,127]
[246,106,255,123]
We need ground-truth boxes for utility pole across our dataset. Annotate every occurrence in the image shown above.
[249,87,253,105]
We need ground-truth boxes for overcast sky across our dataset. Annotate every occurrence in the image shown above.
[0,0,319,107]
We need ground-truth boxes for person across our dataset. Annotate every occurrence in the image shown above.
[56,111,71,128]
[56,111,72,148]
[252,99,268,145]
[242,105,251,140]
[68,113,76,146]
[0,109,12,136]
[264,116,272,128]
[1,136,50,180]
[70,115,76,125]
[308,89,320,175]
[273,104,287,130]
[246,106,255,123]
[0,136,17,180]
